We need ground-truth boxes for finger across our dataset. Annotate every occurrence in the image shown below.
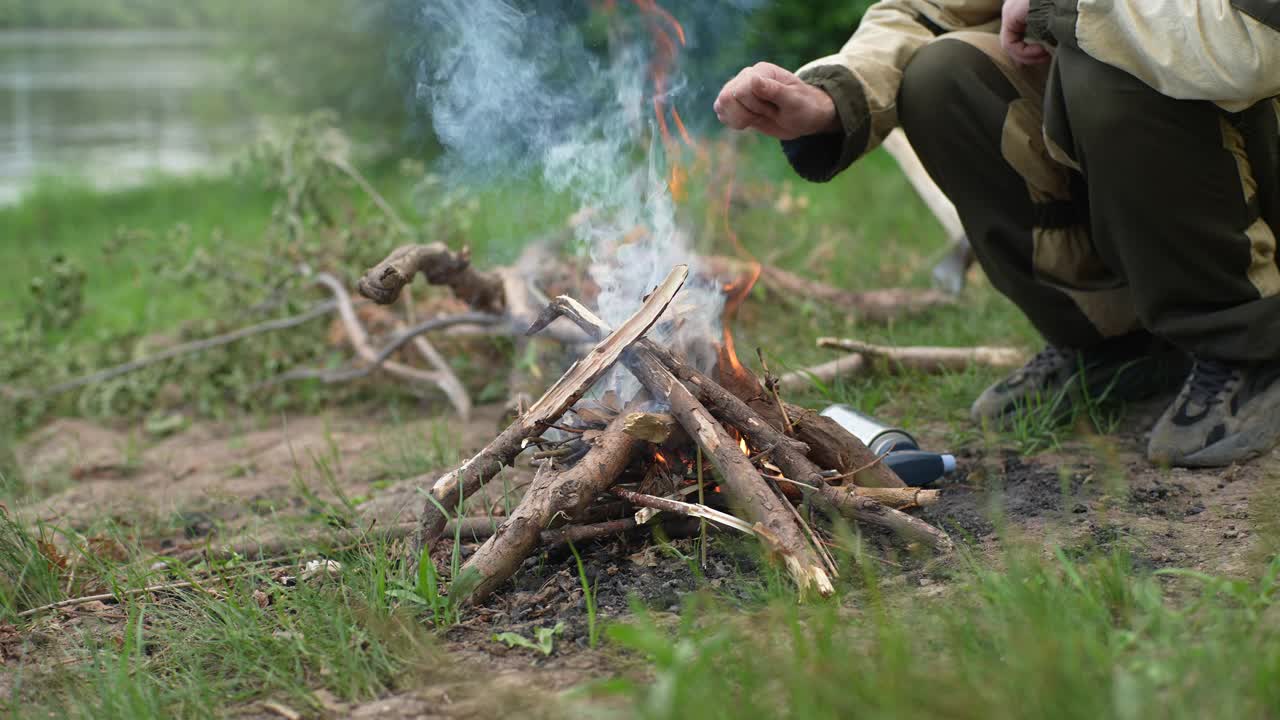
[752,61,800,85]
[1007,41,1050,65]
[715,92,759,130]
[737,77,780,117]
[749,75,788,105]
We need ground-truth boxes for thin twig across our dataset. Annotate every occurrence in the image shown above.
[26,300,340,398]
[18,571,259,618]
[326,155,414,237]
[757,348,795,436]
[697,445,707,570]
[611,486,756,536]
[826,454,887,482]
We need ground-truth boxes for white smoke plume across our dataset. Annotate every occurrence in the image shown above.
[416,0,726,392]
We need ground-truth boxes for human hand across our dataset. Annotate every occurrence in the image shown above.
[1001,0,1051,65]
[712,62,841,140]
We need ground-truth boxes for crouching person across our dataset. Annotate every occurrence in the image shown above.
[715,0,1280,467]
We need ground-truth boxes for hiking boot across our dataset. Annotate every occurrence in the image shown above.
[970,332,1189,426]
[1147,358,1280,467]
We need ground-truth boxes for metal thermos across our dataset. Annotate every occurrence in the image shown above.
[820,404,956,487]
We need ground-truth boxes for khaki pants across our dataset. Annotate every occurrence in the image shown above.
[897,32,1280,363]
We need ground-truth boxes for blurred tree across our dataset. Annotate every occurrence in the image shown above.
[0,0,237,28]
[230,0,426,144]
[744,0,877,70]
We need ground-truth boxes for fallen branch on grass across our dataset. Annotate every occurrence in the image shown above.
[315,273,478,418]
[816,338,1027,373]
[700,256,955,323]
[261,311,500,386]
[172,516,647,565]
[16,299,343,399]
[777,353,867,394]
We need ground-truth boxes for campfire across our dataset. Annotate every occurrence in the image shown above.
[355,246,953,603]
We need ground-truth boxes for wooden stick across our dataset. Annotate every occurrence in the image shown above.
[357,242,505,312]
[172,514,642,566]
[777,353,867,394]
[413,265,689,549]
[534,298,955,553]
[315,273,480,411]
[698,256,954,324]
[816,338,1028,373]
[461,410,643,603]
[22,299,340,398]
[534,299,835,596]
[611,487,757,535]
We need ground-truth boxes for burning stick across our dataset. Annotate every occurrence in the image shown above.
[532,296,953,554]
[816,338,1028,373]
[627,356,836,597]
[409,266,689,549]
[531,297,837,594]
[461,410,644,603]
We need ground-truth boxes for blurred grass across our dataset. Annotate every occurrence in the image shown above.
[1,132,1038,442]
[600,543,1280,720]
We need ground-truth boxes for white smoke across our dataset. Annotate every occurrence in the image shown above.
[417,0,725,393]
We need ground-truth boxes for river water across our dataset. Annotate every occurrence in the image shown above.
[0,30,249,206]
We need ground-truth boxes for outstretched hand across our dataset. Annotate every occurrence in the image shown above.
[713,62,841,141]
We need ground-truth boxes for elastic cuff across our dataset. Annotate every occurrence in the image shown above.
[1026,0,1054,43]
[779,65,871,183]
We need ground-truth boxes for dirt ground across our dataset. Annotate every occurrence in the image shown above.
[8,397,1279,718]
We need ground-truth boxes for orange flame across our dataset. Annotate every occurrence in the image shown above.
[716,261,763,378]
[738,437,749,455]
[628,0,693,202]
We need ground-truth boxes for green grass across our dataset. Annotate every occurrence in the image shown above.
[3,128,1223,719]
[601,545,1280,720]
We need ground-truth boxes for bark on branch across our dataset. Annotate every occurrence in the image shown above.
[411,265,689,549]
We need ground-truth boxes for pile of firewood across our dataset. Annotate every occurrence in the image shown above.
[356,245,958,602]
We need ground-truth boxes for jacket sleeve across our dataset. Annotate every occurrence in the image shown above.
[782,0,1002,182]
[1029,0,1280,113]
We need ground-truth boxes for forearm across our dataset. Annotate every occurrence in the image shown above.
[783,0,1002,182]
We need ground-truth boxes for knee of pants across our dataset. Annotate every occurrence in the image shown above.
[899,38,995,137]
[1053,46,1162,157]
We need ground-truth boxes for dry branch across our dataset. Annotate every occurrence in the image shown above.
[842,486,940,510]
[462,411,643,602]
[611,486,757,535]
[817,338,1028,373]
[812,489,955,553]
[357,243,505,312]
[173,516,644,566]
[358,242,589,345]
[315,273,476,417]
[535,296,953,554]
[700,256,954,323]
[411,265,689,549]
[534,297,837,595]
[20,299,341,399]
[777,353,867,394]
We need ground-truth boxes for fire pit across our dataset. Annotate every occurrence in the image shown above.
[356,246,953,604]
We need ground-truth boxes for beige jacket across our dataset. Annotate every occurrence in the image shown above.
[790,0,1280,180]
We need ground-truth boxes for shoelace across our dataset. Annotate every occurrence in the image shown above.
[1184,359,1238,408]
